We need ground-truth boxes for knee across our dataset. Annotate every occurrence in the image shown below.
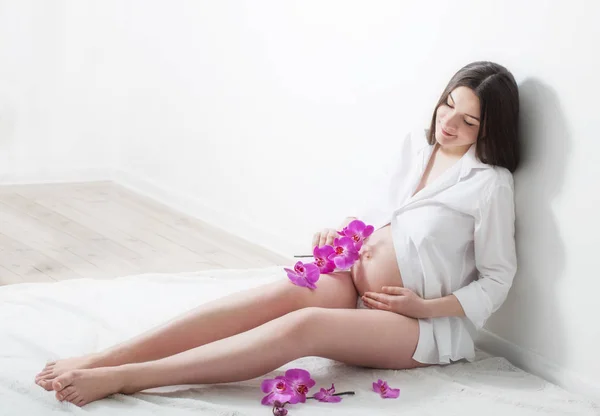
[281,307,326,347]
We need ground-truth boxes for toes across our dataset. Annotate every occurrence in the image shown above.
[56,386,77,401]
[37,368,52,376]
[38,362,55,374]
[53,372,76,392]
[56,391,79,403]
[36,370,54,381]
[63,392,80,403]
[39,380,55,391]
[75,397,86,407]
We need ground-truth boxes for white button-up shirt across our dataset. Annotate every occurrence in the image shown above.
[355,127,517,364]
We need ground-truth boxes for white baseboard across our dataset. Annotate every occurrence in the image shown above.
[476,329,600,402]
[111,168,297,260]
[0,167,111,185]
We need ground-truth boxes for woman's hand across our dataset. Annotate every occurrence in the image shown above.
[312,227,340,248]
[311,217,358,248]
[361,286,431,319]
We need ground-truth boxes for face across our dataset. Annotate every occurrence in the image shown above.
[435,86,482,148]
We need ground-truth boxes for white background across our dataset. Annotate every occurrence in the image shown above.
[1,0,598,400]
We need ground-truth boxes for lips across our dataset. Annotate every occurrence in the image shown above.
[441,126,455,137]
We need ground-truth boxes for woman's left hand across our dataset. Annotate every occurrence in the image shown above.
[361,287,431,319]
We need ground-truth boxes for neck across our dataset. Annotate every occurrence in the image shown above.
[437,143,472,159]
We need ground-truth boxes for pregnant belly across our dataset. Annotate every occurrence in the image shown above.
[350,223,404,297]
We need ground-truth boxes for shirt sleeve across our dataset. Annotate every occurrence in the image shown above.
[452,183,518,330]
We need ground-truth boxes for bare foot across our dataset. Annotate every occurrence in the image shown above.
[35,354,106,391]
[53,368,125,407]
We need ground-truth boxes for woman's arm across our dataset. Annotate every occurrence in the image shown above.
[450,184,518,329]
[424,294,466,318]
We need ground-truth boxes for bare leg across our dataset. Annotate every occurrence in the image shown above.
[52,307,428,407]
[36,271,358,390]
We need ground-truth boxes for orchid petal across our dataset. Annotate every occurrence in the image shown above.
[293,261,306,273]
[333,256,348,269]
[347,220,366,233]
[274,406,288,416]
[304,264,321,283]
[314,245,334,258]
[372,379,400,399]
[261,376,294,405]
[338,237,358,251]
[362,225,374,238]
[327,252,339,261]
[287,272,309,288]
[384,387,400,398]
[284,368,312,382]
[314,390,326,401]
[261,378,278,393]
[320,262,336,274]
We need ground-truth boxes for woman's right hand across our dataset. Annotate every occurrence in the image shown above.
[312,217,357,248]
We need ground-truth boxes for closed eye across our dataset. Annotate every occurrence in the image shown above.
[446,103,476,127]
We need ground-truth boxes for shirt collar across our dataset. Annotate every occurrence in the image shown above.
[416,135,491,180]
[458,143,491,179]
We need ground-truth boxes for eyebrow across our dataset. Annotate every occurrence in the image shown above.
[449,93,480,121]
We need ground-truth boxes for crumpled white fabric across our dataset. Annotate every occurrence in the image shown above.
[0,266,597,415]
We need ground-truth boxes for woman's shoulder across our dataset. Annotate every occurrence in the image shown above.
[482,165,514,190]
[474,165,514,206]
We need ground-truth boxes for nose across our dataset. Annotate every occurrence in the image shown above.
[441,112,460,132]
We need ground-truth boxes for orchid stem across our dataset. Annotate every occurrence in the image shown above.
[306,391,356,400]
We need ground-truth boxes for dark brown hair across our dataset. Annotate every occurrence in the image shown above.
[427,61,520,172]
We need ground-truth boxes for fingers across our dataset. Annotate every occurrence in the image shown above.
[314,229,339,248]
[312,232,319,249]
[361,295,391,311]
[325,229,338,246]
[381,286,407,295]
[363,291,393,304]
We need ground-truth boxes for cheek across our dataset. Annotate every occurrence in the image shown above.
[436,107,448,120]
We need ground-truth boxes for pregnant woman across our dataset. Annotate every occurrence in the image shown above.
[34,60,520,407]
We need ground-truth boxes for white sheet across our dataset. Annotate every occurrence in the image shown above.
[0,266,597,416]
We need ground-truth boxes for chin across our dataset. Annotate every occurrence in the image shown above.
[435,131,457,145]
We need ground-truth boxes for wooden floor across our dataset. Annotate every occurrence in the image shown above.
[0,181,292,286]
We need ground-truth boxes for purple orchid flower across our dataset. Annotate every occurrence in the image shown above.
[313,383,342,403]
[327,237,359,270]
[284,261,320,289]
[312,245,336,274]
[338,219,374,251]
[372,379,400,399]
[284,368,316,404]
[261,376,295,405]
[272,401,288,416]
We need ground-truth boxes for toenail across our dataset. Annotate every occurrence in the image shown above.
[56,383,62,389]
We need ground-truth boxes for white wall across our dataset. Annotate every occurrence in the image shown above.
[0,0,118,182]
[1,0,599,401]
